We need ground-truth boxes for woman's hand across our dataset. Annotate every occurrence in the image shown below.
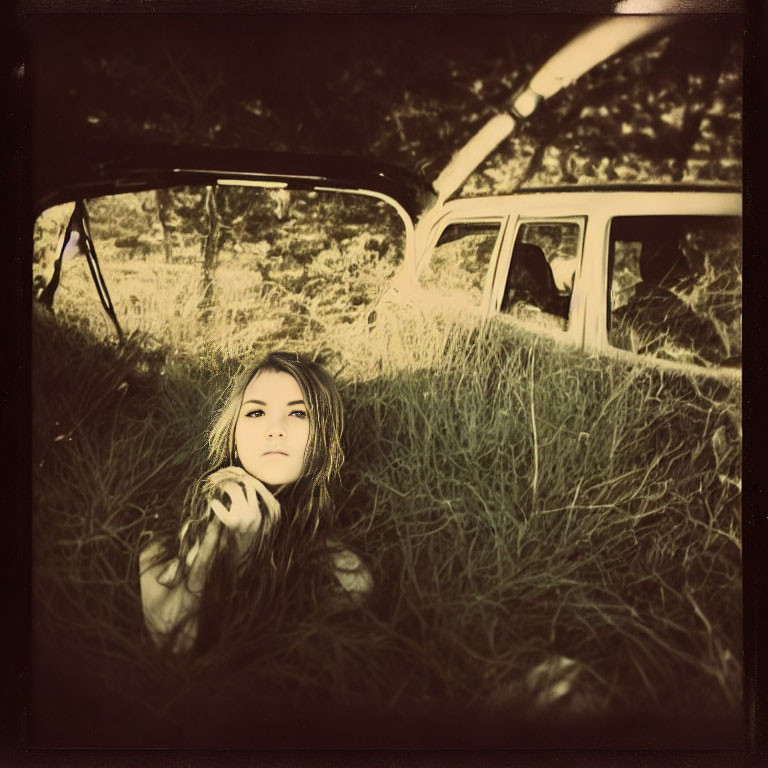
[140,468,280,652]
[204,466,281,558]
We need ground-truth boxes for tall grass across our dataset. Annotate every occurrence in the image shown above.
[30,288,742,748]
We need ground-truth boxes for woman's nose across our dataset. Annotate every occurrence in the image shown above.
[265,419,286,437]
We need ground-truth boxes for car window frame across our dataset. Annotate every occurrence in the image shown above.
[601,211,743,371]
[415,215,509,316]
[491,214,586,340]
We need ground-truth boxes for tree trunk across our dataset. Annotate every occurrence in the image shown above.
[272,189,293,222]
[199,186,222,320]
[155,189,176,264]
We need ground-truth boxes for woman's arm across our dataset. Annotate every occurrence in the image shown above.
[139,518,220,652]
[139,468,279,651]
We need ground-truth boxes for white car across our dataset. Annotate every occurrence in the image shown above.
[374,184,741,377]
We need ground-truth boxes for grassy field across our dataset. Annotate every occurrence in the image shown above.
[31,206,742,749]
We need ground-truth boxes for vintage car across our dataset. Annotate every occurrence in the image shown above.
[373,183,741,377]
[32,12,740,380]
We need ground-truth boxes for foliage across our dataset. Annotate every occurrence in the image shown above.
[33,188,405,362]
[464,17,742,193]
[30,15,741,190]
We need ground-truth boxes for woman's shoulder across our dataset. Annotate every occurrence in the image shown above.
[138,536,200,652]
[325,538,374,599]
[140,537,182,586]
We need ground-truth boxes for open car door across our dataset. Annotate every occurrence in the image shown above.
[32,147,435,342]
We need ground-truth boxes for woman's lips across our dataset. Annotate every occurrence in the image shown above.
[263,451,288,456]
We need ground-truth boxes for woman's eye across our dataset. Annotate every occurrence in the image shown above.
[290,409,307,419]
[245,409,264,418]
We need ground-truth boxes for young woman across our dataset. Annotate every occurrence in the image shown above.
[139,351,372,653]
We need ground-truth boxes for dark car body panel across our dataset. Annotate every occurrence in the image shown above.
[33,145,436,220]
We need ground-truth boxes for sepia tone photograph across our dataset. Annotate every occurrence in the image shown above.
[18,0,749,753]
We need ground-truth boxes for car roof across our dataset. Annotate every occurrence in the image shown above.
[441,183,742,218]
[488,183,741,195]
[33,144,437,220]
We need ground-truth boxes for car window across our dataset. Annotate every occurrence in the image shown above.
[607,215,741,368]
[500,219,582,332]
[417,221,501,310]
[33,186,406,353]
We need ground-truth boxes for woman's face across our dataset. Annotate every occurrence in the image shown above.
[234,370,310,487]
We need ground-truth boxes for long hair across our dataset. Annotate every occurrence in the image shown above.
[209,351,344,529]
[153,351,345,652]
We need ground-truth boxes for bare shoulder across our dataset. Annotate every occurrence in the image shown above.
[139,539,181,587]
[326,538,374,599]
[138,539,197,651]
[138,539,178,622]
[139,538,163,573]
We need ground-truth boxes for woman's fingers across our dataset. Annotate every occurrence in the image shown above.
[208,497,238,529]
[209,482,263,534]
[242,478,253,508]
[205,468,281,531]
[221,480,262,531]
[219,479,246,508]
[239,474,281,527]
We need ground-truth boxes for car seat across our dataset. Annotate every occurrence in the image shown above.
[503,242,566,318]
[638,242,688,288]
